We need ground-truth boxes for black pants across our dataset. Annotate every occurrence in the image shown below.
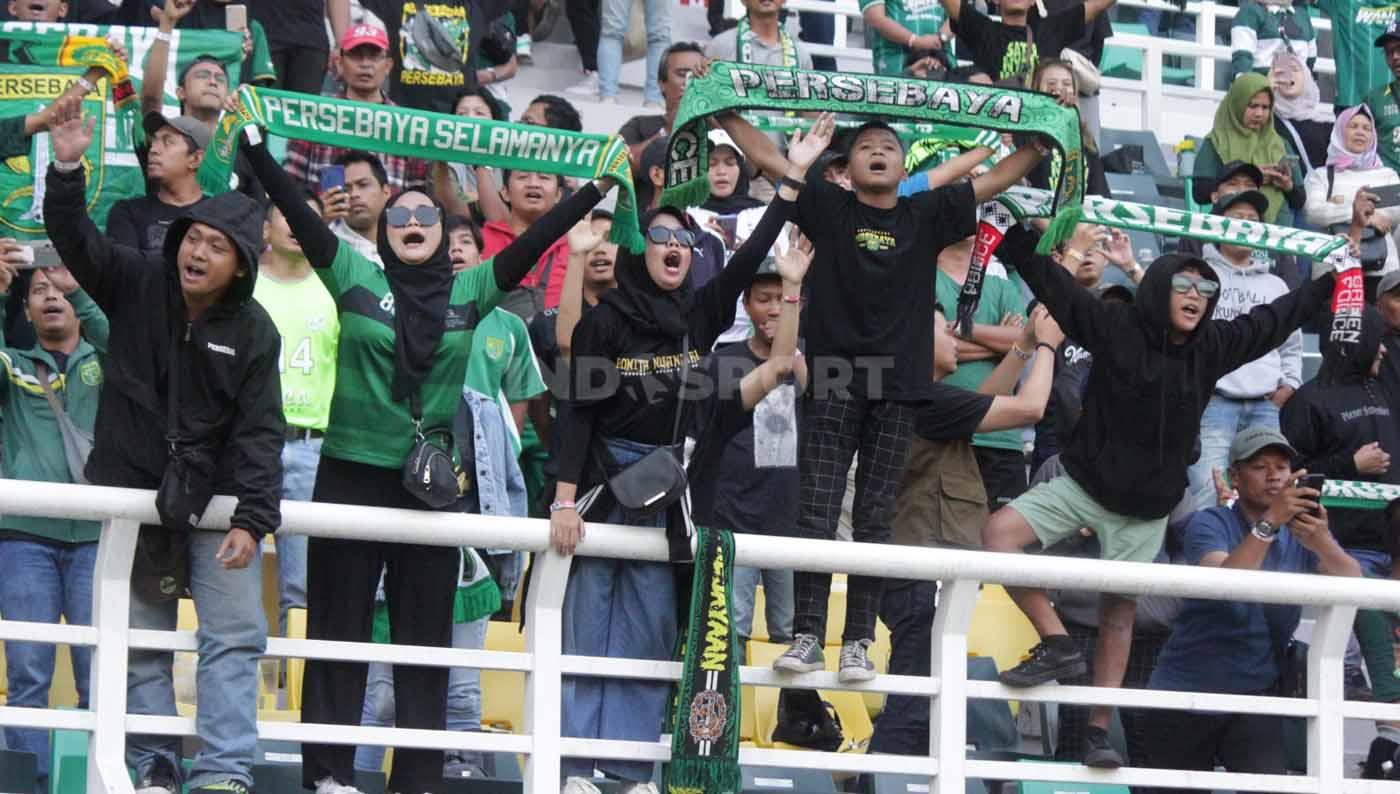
[792,395,915,642]
[1138,708,1290,792]
[300,455,460,794]
[973,445,1028,512]
[270,45,329,95]
[1053,622,1166,765]
[566,0,600,70]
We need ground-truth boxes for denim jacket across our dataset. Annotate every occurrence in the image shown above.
[461,389,527,520]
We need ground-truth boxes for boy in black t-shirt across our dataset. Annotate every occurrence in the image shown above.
[941,0,1116,82]
[719,112,1045,682]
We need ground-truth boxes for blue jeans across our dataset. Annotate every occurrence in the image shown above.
[596,0,669,102]
[0,539,97,783]
[1187,395,1280,511]
[354,615,490,775]
[561,437,678,783]
[126,530,266,789]
[733,566,793,665]
[276,436,320,634]
[869,579,937,754]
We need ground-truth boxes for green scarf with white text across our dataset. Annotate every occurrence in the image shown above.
[663,62,1085,248]
[214,85,644,252]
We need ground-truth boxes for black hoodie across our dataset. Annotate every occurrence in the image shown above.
[999,225,1335,520]
[43,164,285,539]
[1282,308,1398,552]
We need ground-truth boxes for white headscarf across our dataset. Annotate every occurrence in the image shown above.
[1270,52,1336,124]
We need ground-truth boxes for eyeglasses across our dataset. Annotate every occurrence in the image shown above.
[646,226,696,247]
[187,68,228,85]
[1170,273,1219,298]
[386,206,442,228]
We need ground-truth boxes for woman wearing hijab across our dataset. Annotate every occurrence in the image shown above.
[1193,73,1307,225]
[1304,104,1400,292]
[243,134,613,794]
[1027,58,1111,198]
[703,130,766,217]
[1270,52,1335,172]
[547,113,834,794]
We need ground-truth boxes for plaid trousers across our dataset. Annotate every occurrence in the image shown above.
[792,394,916,643]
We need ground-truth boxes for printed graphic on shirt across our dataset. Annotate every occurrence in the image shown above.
[753,383,797,468]
[616,349,702,376]
[79,359,102,387]
[1001,40,1037,81]
[855,228,896,251]
[399,2,471,89]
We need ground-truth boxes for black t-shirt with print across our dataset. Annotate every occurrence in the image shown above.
[105,194,198,254]
[252,0,329,51]
[953,0,1086,81]
[689,342,801,536]
[360,0,513,113]
[793,178,977,401]
[914,381,993,441]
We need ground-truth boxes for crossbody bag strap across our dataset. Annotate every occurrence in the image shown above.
[670,333,691,447]
[34,360,66,419]
[1327,164,1335,199]
[166,327,181,448]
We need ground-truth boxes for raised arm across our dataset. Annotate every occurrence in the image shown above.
[715,111,790,183]
[242,133,341,268]
[327,0,350,49]
[978,309,1062,432]
[491,179,606,291]
[557,217,603,361]
[1210,270,1335,374]
[995,223,1117,350]
[971,144,1046,204]
[739,228,810,411]
[925,145,996,189]
[142,0,196,115]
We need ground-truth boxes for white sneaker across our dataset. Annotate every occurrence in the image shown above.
[315,778,365,794]
[621,783,661,794]
[562,777,603,794]
[566,71,600,97]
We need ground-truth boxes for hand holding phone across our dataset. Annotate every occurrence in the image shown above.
[1297,472,1326,517]
[1367,183,1400,209]
[319,164,346,193]
[224,3,246,31]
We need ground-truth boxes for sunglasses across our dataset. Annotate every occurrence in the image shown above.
[386,205,442,228]
[1170,273,1219,298]
[646,226,696,247]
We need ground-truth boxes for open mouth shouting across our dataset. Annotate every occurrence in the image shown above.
[400,229,429,255]
[181,260,209,289]
[1179,301,1203,323]
[662,250,684,278]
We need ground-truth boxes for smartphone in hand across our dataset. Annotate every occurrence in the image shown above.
[225,3,247,30]
[1297,473,1326,517]
[319,165,346,193]
[1367,183,1400,209]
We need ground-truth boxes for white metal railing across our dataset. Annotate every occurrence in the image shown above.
[4,478,1400,793]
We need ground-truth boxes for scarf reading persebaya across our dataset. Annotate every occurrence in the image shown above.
[1207,73,1289,219]
[216,85,644,252]
[1327,104,1383,171]
[663,62,1087,251]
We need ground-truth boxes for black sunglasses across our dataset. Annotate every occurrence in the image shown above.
[1170,273,1219,298]
[646,225,695,247]
[386,205,442,228]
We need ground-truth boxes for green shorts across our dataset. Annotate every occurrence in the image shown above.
[1008,474,1168,563]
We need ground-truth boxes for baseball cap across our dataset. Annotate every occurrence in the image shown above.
[1218,160,1264,189]
[340,22,390,52]
[708,129,740,156]
[1377,20,1400,47]
[1228,425,1298,466]
[1379,270,1400,296]
[1211,189,1269,218]
[142,111,211,152]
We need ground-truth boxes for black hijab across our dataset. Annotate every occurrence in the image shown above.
[598,206,696,337]
[700,144,765,216]
[378,191,456,405]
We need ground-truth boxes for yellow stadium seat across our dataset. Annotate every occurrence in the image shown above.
[968,585,1039,675]
[285,608,307,711]
[746,640,874,753]
[482,620,525,731]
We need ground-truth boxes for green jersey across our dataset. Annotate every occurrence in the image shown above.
[317,241,502,469]
[1317,0,1398,106]
[1366,81,1400,173]
[464,307,547,455]
[254,270,340,431]
[861,0,947,75]
[934,269,1027,453]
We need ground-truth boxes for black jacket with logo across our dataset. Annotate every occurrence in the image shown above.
[1283,307,1399,552]
[44,164,285,538]
[1000,225,1334,520]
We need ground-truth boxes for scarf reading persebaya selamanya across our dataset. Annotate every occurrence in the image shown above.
[662,61,1087,251]
[214,85,644,252]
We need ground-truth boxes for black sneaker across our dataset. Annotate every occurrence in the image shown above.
[998,638,1087,688]
[1362,737,1400,779]
[1081,727,1123,769]
[135,757,180,794]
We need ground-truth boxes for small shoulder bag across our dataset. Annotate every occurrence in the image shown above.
[605,335,692,516]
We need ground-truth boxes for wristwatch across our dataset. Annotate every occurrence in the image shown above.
[1251,519,1280,542]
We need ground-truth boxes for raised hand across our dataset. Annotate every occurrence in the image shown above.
[775,225,814,284]
[1033,305,1065,348]
[786,112,836,172]
[566,215,604,254]
[0,239,25,295]
[49,109,95,164]
[41,264,80,295]
[153,0,194,26]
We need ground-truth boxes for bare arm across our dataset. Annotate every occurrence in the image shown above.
[941,0,961,23]
[715,112,790,183]
[326,0,350,50]
[475,167,509,224]
[142,0,194,115]
[432,161,474,219]
[863,2,945,50]
[556,219,601,361]
[978,351,1053,431]
[971,145,1045,204]
[739,229,811,411]
[924,146,995,189]
[1084,0,1116,22]
[977,323,1035,395]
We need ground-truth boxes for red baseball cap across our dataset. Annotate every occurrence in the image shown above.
[340,23,389,52]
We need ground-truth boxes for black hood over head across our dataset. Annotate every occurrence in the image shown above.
[1134,253,1221,348]
[1320,305,1386,386]
[162,190,266,305]
[376,190,457,404]
[599,206,695,338]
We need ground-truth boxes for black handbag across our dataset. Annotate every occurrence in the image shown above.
[1327,166,1390,272]
[605,334,692,517]
[155,338,215,533]
[402,393,463,509]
